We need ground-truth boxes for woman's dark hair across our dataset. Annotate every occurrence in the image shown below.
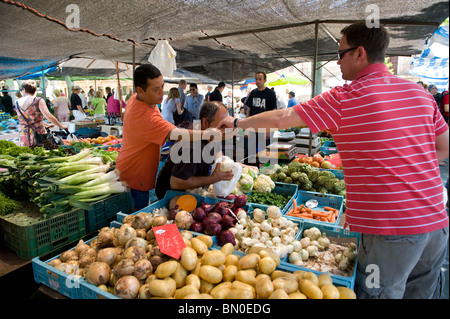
[134,64,162,91]
[21,81,37,95]
[341,22,390,64]
[200,102,227,124]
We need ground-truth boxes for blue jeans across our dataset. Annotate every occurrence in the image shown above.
[354,227,449,299]
[130,188,150,211]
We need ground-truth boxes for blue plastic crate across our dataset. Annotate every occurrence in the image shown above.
[282,220,360,289]
[286,190,344,227]
[320,141,338,155]
[248,182,298,214]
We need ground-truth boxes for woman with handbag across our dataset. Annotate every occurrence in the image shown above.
[15,81,68,148]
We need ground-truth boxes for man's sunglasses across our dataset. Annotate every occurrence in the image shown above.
[338,47,358,59]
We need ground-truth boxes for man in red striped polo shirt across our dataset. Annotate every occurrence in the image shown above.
[218,22,449,299]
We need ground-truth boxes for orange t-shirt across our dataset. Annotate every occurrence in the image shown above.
[116,94,175,191]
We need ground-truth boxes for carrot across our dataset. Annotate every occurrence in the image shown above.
[311,211,332,218]
[305,207,312,213]
[329,213,336,223]
[293,198,298,211]
[320,217,329,222]
[287,209,294,215]
[324,207,339,214]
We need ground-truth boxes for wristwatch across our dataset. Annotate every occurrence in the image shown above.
[233,118,239,128]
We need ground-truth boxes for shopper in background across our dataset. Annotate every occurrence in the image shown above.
[155,102,233,199]
[1,86,14,116]
[243,71,277,160]
[184,83,204,120]
[15,81,68,147]
[287,91,298,108]
[218,22,449,299]
[209,82,226,103]
[79,89,88,111]
[69,85,85,119]
[205,85,213,101]
[107,93,126,117]
[161,87,181,125]
[91,90,107,117]
[105,87,113,102]
[441,84,449,123]
[52,88,71,122]
[177,80,187,107]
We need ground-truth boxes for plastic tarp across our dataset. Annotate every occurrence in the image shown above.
[0,0,448,82]
[0,56,60,80]
[410,24,449,91]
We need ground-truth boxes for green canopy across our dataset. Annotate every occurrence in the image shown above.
[268,76,309,86]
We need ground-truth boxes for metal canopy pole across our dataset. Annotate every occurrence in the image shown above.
[231,59,235,116]
[308,21,320,157]
[132,45,136,93]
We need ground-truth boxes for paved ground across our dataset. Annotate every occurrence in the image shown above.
[439,157,449,299]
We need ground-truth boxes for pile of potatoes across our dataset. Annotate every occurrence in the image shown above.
[139,234,356,299]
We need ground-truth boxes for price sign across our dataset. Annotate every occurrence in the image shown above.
[153,223,186,259]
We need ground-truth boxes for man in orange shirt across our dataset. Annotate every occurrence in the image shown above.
[117,64,229,211]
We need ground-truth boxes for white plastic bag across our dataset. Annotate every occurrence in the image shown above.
[148,40,177,77]
[211,156,242,198]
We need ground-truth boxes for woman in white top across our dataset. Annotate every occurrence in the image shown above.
[161,87,181,124]
[52,88,71,122]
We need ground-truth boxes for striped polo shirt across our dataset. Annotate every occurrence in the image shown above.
[294,63,449,235]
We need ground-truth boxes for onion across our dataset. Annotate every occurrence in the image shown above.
[145,229,155,241]
[113,258,135,278]
[222,214,236,229]
[80,247,97,259]
[192,207,206,222]
[190,222,204,233]
[122,215,136,225]
[218,230,236,246]
[122,246,147,263]
[205,223,222,237]
[135,228,147,238]
[47,259,62,268]
[216,206,230,217]
[234,195,247,209]
[200,203,214,214]
[114,275,140,299]
[153,215,167,227]
[168,206,180,221]
[175,210,194,229]
[74,240,90,255]
[96,248,118,266]
[116,225,137,247]
[97,229,116,248]
[60,250,78,262]
[133,259,153,280]
[79,256,95,269]
[213,201,230,212]
[125,237,148,251]
[85,262,111,286]
[225,193,237,200]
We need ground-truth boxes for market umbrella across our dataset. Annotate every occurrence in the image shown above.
[268,75,309,86]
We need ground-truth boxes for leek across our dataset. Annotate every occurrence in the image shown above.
[81,170,119,187]
[70,181,127,199]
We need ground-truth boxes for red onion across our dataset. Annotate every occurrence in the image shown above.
[234,195,247,209]
[205,223,222,237]
[200,203,214,214]
[222,214,236,229]
[190,222,204,233]
[192,207,206,222]
[218,230,236,246]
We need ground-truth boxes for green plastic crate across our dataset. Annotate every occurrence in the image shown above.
[0,209,86,260]
[84,191,133,234]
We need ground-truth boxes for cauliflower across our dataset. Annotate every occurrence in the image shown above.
[253,174,275,193]
[237,173,254,193]
[242,167,258,180]
[219,156,234,172]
